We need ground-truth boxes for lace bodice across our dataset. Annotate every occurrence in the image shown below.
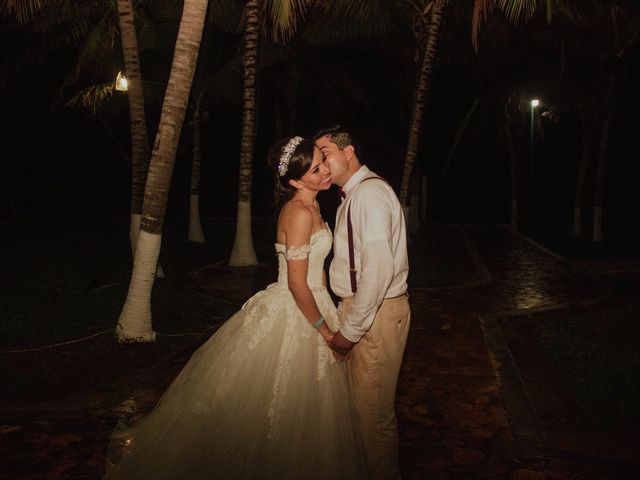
[275,227,332,290]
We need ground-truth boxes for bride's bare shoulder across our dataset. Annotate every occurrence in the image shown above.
[279,201,313,241]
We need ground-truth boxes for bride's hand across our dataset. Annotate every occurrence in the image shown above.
[321,330,334,345]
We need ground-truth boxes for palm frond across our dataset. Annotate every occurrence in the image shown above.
[76,17,118,79]
[471,0,496,51]
[265,0,308,44]
[303,0,403,46]
[65,14,102,45]
[316,0,403,39]
[0,0,62,23]
[472,0,540,51]
[497,0,536,25]
[51,16,117,110]
[66,78,166,113]
[65,81,115,113]
[0,0,107,26]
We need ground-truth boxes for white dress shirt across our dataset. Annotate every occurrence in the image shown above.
[330,165,409,343]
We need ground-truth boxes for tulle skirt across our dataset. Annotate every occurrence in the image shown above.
[104,283,365,479]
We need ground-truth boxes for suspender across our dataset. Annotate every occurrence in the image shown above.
[346,203,357,293]
[345,176,389,293]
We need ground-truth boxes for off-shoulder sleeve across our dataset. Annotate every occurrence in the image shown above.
[283,244,311,260]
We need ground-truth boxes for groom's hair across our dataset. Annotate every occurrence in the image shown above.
[314,125,361,160]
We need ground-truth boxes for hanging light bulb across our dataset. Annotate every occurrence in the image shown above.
[115,71,128,92]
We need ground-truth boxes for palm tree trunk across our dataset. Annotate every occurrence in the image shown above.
[117,0,166,277]
[117,1,149,238]
[229,0,259,266]
[572,119,592,238]
[117,0,209,342]
[129,214,166,278]
[189,95,205,243]
[592,105,615,243]
[399,0,445,211]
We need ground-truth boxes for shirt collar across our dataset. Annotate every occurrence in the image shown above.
[341,165,370,199]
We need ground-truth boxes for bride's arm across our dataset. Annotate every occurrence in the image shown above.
[284,207,333,343]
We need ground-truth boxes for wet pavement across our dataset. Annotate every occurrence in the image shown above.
[396,225,636,479]
[1,224,637,479]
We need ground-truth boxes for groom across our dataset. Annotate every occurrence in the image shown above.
[315,125,410,480]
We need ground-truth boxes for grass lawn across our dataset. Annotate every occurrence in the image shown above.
[0,218,277,407]
[0,218,274,349]
[535,303,640,429]
[500,283,640,465]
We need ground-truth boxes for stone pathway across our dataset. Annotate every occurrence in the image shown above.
[397,225,632,479]
[1,224,635,479]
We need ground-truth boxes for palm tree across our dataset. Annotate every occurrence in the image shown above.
[116,0,165,273]
[471,0,538,52]
[229,0,260,266]
[1,0,170,274]
[228,0,312,266]
[227,0,403,263]
[116,0,209,342]
[400,0,536,226]
[0,1,121,105]
[398,0,446,217]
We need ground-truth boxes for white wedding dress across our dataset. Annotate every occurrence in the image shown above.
[104,228,364,479]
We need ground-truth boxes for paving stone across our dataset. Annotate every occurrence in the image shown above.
[511,468,546,480]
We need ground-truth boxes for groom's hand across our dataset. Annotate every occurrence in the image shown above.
[330,331,355,358]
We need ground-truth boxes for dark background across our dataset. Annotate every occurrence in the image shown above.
[1,3,638,240]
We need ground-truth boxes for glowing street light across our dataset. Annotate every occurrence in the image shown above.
[115,71,128,92]
[529,99,540,221]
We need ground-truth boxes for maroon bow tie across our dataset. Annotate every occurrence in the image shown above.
[338,188,346,199]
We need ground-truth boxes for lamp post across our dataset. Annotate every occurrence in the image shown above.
[529,99,539,222]
[115,71,128,92]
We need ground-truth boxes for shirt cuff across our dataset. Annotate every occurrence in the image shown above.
[340,324,364,343]
[340,309,377,343]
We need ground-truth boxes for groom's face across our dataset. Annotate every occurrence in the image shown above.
[315,135,351,187]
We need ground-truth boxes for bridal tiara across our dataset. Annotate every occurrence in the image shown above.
[278,136,303,177]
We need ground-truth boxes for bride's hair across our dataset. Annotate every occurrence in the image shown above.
[268,136,315,207]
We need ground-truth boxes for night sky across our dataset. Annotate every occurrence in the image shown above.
[1,2,639,234]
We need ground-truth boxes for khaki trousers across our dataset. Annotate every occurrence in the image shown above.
[340,295,411,480]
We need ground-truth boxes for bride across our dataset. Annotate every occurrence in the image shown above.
[104,136,364,479]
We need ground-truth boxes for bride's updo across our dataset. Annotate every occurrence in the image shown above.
[268,136,315,206]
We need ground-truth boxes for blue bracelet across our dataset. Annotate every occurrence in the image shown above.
[312,315,325,329]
